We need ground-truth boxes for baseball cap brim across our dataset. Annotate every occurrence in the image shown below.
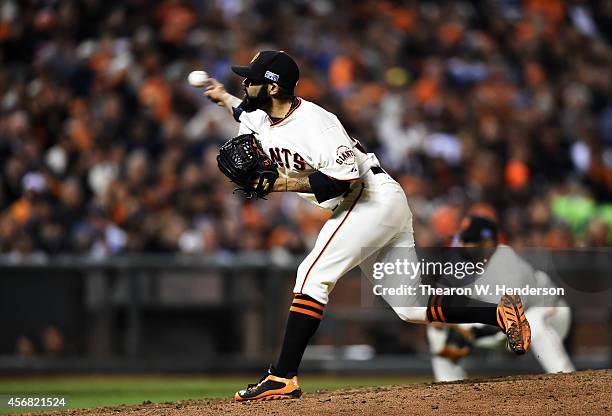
[231,65,251,78]
[231,65,270,83]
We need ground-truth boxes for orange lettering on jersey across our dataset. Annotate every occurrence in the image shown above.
[293,153,306,171]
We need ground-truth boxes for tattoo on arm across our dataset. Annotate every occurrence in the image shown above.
[273,176,312,193]
[290,176,312,192]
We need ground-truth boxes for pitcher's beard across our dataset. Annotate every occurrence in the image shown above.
[240,86,272,112]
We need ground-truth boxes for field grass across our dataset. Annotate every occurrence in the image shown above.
[0,374,431,413]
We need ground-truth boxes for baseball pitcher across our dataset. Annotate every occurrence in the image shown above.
[201,50,532,401]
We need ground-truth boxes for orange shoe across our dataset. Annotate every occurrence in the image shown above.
[497,294,531,355]
[235,367,302,401]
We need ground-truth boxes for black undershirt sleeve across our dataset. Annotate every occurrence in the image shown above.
[232,105,244,122]
[308,171,351,203]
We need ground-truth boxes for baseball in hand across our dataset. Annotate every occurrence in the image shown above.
[187,70,209,87]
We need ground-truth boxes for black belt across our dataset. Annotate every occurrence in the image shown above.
[371,166,385,175]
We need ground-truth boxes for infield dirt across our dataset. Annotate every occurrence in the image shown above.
[25,369,611,416]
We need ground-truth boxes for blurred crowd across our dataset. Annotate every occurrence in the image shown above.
[1,0,612,260]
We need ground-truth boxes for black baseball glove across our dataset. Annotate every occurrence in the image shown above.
[217,133,279,199]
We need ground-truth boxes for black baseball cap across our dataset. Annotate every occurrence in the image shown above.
[231,50,299,90]
[458,216,499,243]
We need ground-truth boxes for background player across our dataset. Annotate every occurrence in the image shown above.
[427,216,574,381]
[202,50,531,401]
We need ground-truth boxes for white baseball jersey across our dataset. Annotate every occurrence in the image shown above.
[234,97,424,324]
[237,98,383,209]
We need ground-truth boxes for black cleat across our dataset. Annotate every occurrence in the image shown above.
[235,366,302,402]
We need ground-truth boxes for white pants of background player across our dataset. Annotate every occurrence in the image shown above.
[427,305,574,381]
[294,170,427,323]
